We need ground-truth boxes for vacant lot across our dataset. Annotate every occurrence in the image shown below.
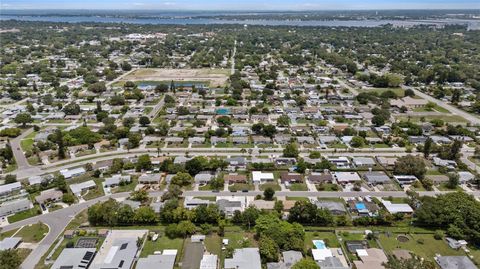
[121,68,229,87]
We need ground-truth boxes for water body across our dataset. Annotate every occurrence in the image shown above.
[1,15,479,29]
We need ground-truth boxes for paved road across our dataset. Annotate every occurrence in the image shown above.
[10,128,34,169]
[231,40,237,75]
[1,192,130,269]
[403,86,480,126]
[11,148,417,180]
[147,95,165,119]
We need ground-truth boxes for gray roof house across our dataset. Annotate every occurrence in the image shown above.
[364,171,391,184]
[51,248,96,269]
[90,237,139,269]
[0,237,22,250]
[316,256,349,269]
[436,256,477,269]
[195,173,214,184]
[0,198,33,217]
[315,201,347,215]
[267,251,303,269]
[224,248,262,269]
[352,157,376,167]
[136,254,176,269]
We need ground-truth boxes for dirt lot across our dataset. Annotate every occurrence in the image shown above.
[122,68,229,87]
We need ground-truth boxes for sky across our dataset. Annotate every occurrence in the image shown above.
[1,0,479,10]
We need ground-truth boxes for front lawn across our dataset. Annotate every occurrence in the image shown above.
[8,205,41,223]
[15,222,49,243]
[288,183,308,191]
[259,182,281,191]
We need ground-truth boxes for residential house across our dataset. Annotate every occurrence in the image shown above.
[0,198,33,217]
[138,173,161,184]
[280,172,303,184]
[0,182,22,197]
[363,171,390,185]
[224,248,262,269]
[35,189,63,204]
[315,200,347,215]
[435,256,477,269]
[69,180,96,196]
[51,248,96,269]
[251,171,275,184]
[184,197,213,210]
[266,251,303,269]
[353,248,388,269]
[352,157,376,167]
[104,175,131,188]
[332,172,361,184]
[394,175,418,186]
[60,167,86,179]
[225,174,248,184]
[308,172,333,184]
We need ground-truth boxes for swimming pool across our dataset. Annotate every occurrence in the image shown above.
[313,240,327,250]
[216,108,230,115]
[355,202,366,210]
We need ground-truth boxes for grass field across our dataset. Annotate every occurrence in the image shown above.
[288,183,308,191]
[120,68,229,87]
[141,235,184,257]
[229,183,254,192]
[259,182,281,191]
[15,222,49,243]
[395,114,468,123]
[378,233,463,262]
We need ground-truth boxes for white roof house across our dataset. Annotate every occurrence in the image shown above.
[51,248,97,269]
[381,200,414,214]
[251,171,274,183]
[0,198,32,217]
[312,249,333,261]
[332,172,361,184]
[0,182,22,196]
[60,167,86,179]
[70,180,96,196]
[200,254,218,269]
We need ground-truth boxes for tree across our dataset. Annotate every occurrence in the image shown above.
[14,113,33,127]
[139,116,150,127]
[53,129,66,159]
[277,115,290,127]
[185,156,208,175]
[134,206,158,224]
[88,82,107,93]
[0,249,22,269]
[171,172,193,187]
[130,190,149,203]
[292,259,320,269]
[176,220,196,237]
[216,116,232,127]
[423,137,432,158]
[264,187,275,201]
[384,256,436,269]
[259,236,280,262]
[283,142,299,158]
[350,136,365,148]
[415,192,480,244]
[127,133,141,149]
[394,155,426,179]
[372,115,386,127]
[121,61,132,71]
[446,173,459,189]
[63,102,81,115]
[136,154,152,171]
[62,193,75,204]
[262,124,277,138]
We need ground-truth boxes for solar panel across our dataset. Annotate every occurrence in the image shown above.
[82,251,94,261]
[118,260,124,268]
[120,243,128,250]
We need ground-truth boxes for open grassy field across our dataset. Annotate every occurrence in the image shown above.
[120,68,229,87]
[395,114,468,123]
[361,87,405,97]
[378,233,463,262]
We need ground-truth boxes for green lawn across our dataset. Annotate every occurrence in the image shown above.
[112,177,138,193]
[223,231,257,249]
[141,235,184,258]
[286,197,309,201]
[396,115,468,123]
[316,183,341,191]
[364,88,405,97]
[378,233,464,262]
[305,231,341,250]
[82,179,105,200]
[0,228,19,240]
[259,182,281,191]
[288,183,308,191]
[15,222,49,243]
[205,234,222,255]
[229,183,254,192]
[8,205,41,223]
[20,139,34,152]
